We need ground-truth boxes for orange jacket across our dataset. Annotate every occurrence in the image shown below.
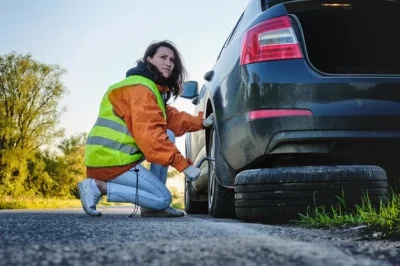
[86,84,204,181]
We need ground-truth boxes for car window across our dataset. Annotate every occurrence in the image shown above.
[262,0,269,10]
[225,13,244,47]
[217,12,244,59]
[263,0,292,10]
[216,0,262,59]
[229,0,262,44]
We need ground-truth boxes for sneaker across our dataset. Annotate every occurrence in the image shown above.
[78,178,102,217]
[140,206,185,217]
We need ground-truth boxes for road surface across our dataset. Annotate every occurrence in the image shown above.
[1,206,399,265]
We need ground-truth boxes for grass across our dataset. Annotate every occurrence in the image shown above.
[356,193,400,238]
[0,194,182,210]
[0,175,185,210]
[0,194,184,210]
[0,196,82,209]
[0,196,133,210]
[294,191,400,238]
[294,203,364,228]
[169,186,184,210]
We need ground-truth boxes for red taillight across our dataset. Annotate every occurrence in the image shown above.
[247,109,312,120]
[240,15,303,65]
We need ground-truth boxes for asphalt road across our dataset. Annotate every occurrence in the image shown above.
[1,206,399,266]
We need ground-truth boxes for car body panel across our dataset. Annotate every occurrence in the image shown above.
[185,0,400,192]
[215,60,400,170]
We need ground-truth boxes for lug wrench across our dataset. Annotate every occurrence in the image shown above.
[195,156,215,168]
[185,156,215,183]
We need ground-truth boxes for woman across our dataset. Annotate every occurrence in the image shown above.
[78,40,214,217]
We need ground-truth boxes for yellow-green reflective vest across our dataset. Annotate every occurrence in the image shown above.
[85,76,166,167]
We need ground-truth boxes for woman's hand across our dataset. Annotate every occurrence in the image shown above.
[183,165,201,181]
[203,113,214,127]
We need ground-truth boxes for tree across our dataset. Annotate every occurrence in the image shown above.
[0,52,67,195]
[26,151,57,197]
[0,52,66,151]
[56,133,87,197]
[24,133,87,198]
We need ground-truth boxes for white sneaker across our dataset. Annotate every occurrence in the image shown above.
[78,178,102,217]
[140,206,185,217]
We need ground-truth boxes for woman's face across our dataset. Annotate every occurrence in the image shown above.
[147,46,175,78]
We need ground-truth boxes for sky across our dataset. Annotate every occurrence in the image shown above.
[0,0,249,153]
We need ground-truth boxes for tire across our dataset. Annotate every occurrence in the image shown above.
[208,127,236,218]
[379,163,400,193]
[235,165,389,223]
[184,180,208,214]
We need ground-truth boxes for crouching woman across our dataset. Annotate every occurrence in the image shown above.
[78,40,213,217]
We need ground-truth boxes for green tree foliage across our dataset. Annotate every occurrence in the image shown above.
[0,51,181,201]
[26,151,57,197]
[0,52,67,196]
[0,52,66,151]
[24,133,86,198]
[56,133,87,197]
[1,147,29,197]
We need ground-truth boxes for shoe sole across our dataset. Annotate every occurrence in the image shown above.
[78,182,101,217]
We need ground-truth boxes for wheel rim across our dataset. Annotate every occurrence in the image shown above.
[208,130,216,210]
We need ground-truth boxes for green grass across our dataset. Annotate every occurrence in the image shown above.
[169,186,184,210]
[294,205,364,228]
[294,192,400,238]
[0,181,185,210]
[356,193,400,238]
[171,201,184,210]
[0,196,82,209]
[0,196,130,210]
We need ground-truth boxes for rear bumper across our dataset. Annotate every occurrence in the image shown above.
[268,129,400,156]
[214,60,400,171]
[219,115,400,170]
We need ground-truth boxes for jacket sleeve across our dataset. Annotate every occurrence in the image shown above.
[108,85,191,172]
[166,105,204,137]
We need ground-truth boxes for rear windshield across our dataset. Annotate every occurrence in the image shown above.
[263,0,295,10]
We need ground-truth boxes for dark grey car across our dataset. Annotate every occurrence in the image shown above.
[180,0,398,222]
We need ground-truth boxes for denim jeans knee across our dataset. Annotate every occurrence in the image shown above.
[108,165,172,210]
[167,129,175,144]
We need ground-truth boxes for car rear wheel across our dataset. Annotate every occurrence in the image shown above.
[184,180,208,214]
[235,165,389,223]
[208,127,236,218]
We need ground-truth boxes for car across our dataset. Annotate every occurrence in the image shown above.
[180,0,399,221]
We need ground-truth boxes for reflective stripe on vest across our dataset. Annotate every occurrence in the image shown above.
[85,75,166,168]
[86,136,137,155]
[94,117,132,136]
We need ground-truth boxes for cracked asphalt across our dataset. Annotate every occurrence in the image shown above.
[0,206,399,266]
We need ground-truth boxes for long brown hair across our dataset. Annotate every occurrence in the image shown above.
[142,40,186,102]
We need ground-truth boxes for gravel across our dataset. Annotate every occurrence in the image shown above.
[0,207,399,265]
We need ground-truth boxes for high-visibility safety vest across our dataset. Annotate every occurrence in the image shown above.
[85,75,166,167]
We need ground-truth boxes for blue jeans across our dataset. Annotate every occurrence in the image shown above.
[106,130,175,210]
[149,129,175,185]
